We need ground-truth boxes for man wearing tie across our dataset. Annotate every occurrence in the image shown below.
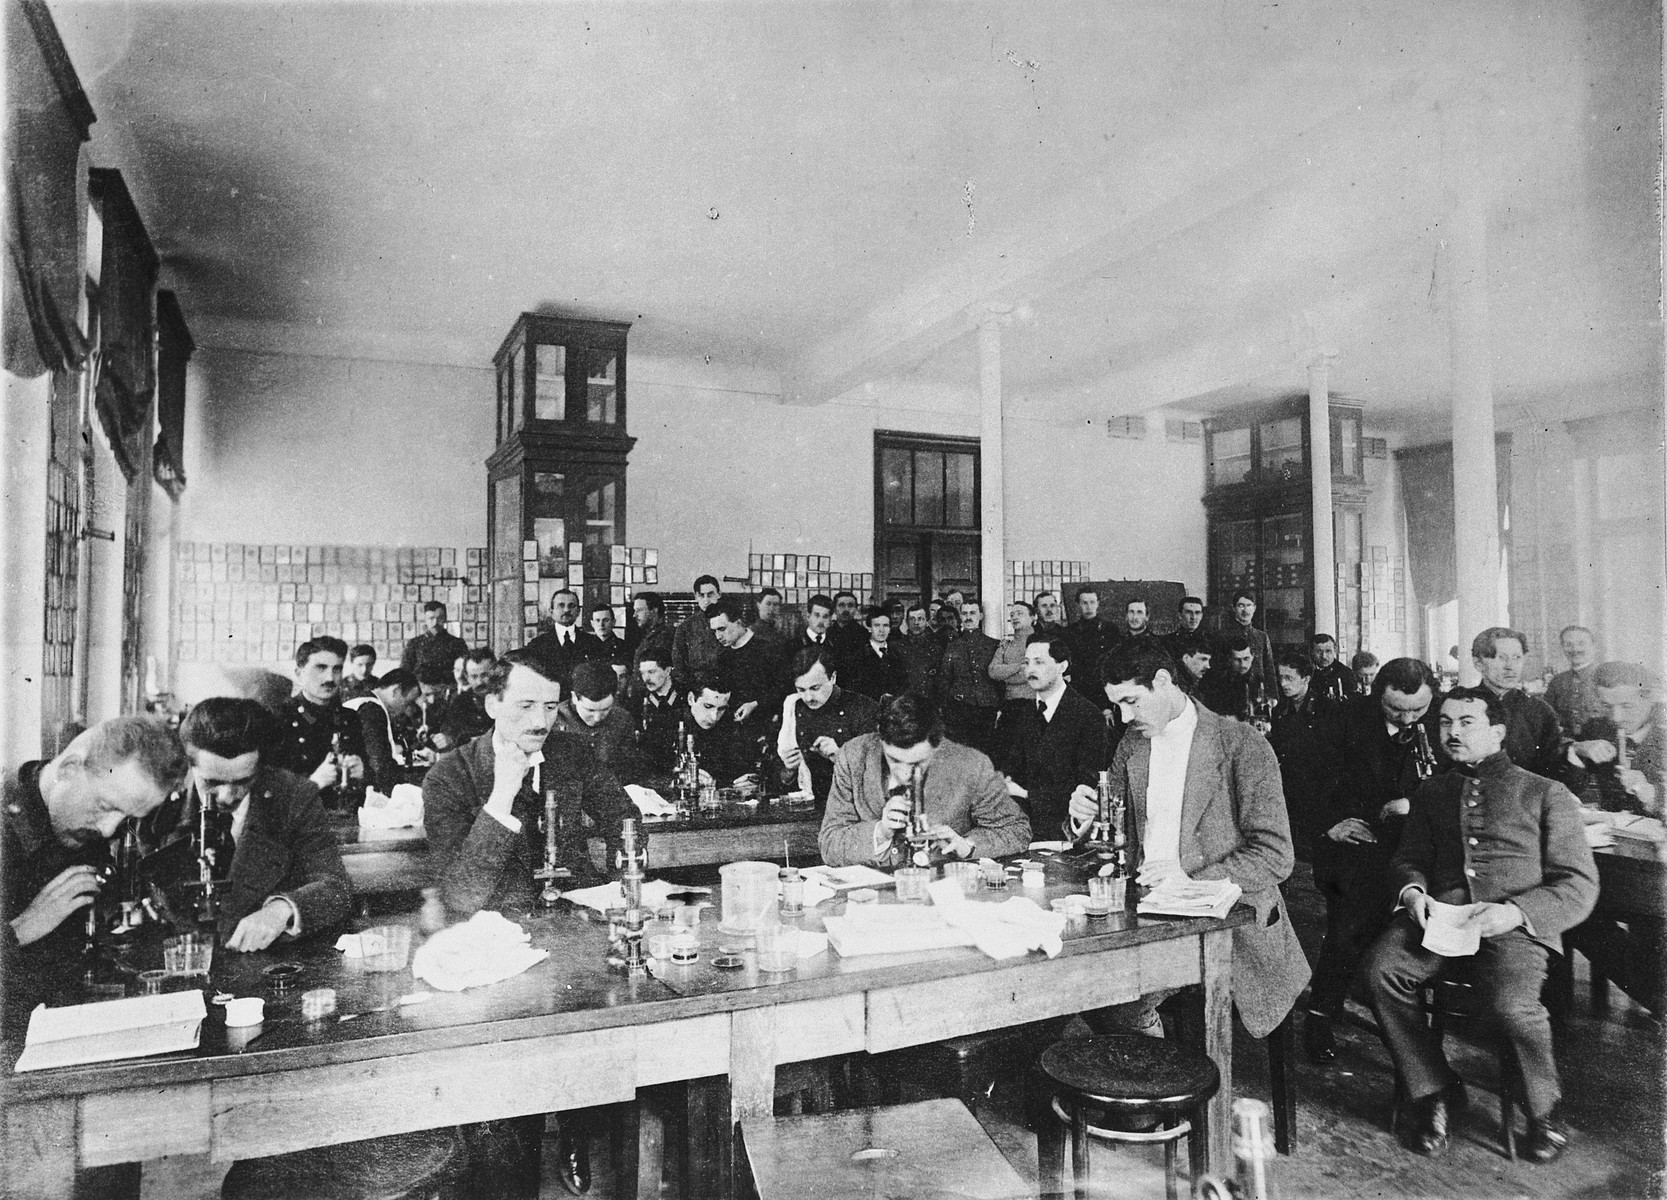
[844,607,910,701]
[1000,633,1107,836]
[523,588,603,695]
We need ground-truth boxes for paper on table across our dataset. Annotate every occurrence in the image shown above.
[823,907,975,957]
[803,864,894,891]
[624,784,678,817]
[559,879,681,914]
[15,991,207,1072]
[1421,899,1481,957]
[359,783,423,829]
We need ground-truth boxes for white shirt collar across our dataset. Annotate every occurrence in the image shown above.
[1034,682,1068,721]
[1153,696,1199,747]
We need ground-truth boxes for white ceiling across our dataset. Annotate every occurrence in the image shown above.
[48,0,1663,433]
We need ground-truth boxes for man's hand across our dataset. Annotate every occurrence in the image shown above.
[924,824,973,860]
[1378,798,1411,819]
[1326,818,1378,844]
[343,754,365,783]
[1137,858,1189,891]
[811,736,839,760]
[308,760,338,790]
[488,741,531,822]
[1006,778,1029,799]
[781,744,804,771]
[225,900,294,952]
[1067,784,1099,831]
[1572,739,1617,765]
[1460,901,1524,939]
[733,701,759,723]
[732,772,759,790]
[9,866,100,946]
[1401,887,1434,928]
[879,790,912,834]
[411,747,437,769]
[1618,771,1659,813]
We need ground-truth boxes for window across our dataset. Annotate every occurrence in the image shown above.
[874,433,980,605]
[533,343,565,421]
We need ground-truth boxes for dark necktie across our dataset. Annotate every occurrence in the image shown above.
[1037,700,1048,722]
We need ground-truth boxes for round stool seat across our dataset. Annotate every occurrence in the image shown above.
[222,1127,462,1200]
[1041,1036,1220,1110]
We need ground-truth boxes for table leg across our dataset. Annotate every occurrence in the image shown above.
[685,1078,729,1200]
[1201,927,1234,1176]
[727,1006,778,1199]
[614,1095,666,1200]
[2,1095,77,1200]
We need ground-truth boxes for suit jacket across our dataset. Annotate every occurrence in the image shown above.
[672,611,722,686]
[820,735,1031,868]
[1392,752,1598,950]
[843,641,910,702]
[551,699,653,785]
[401,628,469,687]
[894,632,944,697]
[1218,624,1277,688]
[720,632,788,723]
[522,625,605,694]
[1065,619,1120,708]
[1000,689,1108,836]
[631,624,675,674]
[1113,702,1311,1038]
[1267,691,1344,856]
[423,730,629,917]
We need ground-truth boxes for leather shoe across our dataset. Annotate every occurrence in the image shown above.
[555,1129,591,1195]
[1302,1012,1337,1062]
[1524,1106,1570,1164]
[1399,1090,1452,1156]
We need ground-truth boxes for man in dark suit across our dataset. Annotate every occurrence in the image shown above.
[938,599,1002,757]
[1303,657,1442,1062]
[629,592,674,676]
[401,601,469,700]
[174,698,352,951]
[1364,687,1597,1162]
[1225,589,1277,688]
[1267,648,1343,867]
[1472,626,1564,781]
[587,603,631,672]
[1067,639,1310,1041]
[1198,627,1259,720]
[671,575,723,687]
[551,661,653,785]
[523,588,603,696]
[827,590,869,677]
[708,594,787,727]
[1309,634,1356,701]
[843,607,910,702]
[1033,590,1068,638]
[1000,633,1107,837]
[1065,586,1119,710]
[894,600,944,697]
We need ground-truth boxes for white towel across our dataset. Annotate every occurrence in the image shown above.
[929,881,1067,960]
[410,911,549,991]
[624,785,679,817]
[358,783,424,829]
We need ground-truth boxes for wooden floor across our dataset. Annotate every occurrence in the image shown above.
[555,862,1665,1200]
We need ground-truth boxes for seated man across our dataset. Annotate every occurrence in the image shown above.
[1363,687,1597,1162]
[1566,660,1664,815]
[552,661,652,785]
[820,692,1031,868]
[3,717,188,1033]
[342,643,378,702]
[777,646,880,804]
[1000,633,1106,837]
[1352,650,1381,693]
[938,599,1002,757]
[438,646,497,750]
[1066,640,1309,1041]
[264,636,367,810]
[1168,632,1213,691]
[1199,628,1258,719]
[172,698,352,951]
[842,606,909,701]
[629,650,685,775]
[346,668,434,793]
[683,670,764,788]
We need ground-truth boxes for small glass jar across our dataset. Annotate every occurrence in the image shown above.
[669,929,700,965]
[778,867,805,915]
[895,866,932,904]
[1022,863,1046,890]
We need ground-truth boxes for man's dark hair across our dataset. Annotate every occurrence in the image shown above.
[808,594,834,614]
[757,587,782,603]
[1471,626,1528,661]
[833,590,858,605]
[709,594,750,625]
[465,646,496,666]
[348,643,377,663]
[1230,588,1257,606]
[1033,590,1058,609]
[180,698,273,761]
[74,715,190,791]
[1559,624,1594,642]
[1099,639,1183,691]
[483,648,560,698]
[1025,631,1071,668]
[373,668,420,694]
[588,600,614,617]
[635,592,664,614]
[1171,631,1213,659]
[570,660,619,701]
[1351,650,1381,672]
[1216,628,1253,655]
[1075,585,1099,604]
[1179,595,1204,611]
[863,606,891,626]
[905,600,928,619]
[551,587,578,605]
[1442,684,1507,728]
[1311,633,1337,648]
[296,636,349,667]
[693,574,720,594]
[1126,599,1147,612]
[1373,656,1437,700]
[1275,647,1312,678]
[422,601,447,618]
[1009,600,1036,616]
[791,645,837,681]
[879,692,943,750]
[637,645,671,670]
[687,669,734,701]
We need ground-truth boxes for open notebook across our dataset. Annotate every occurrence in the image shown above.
[15,991,207,1073]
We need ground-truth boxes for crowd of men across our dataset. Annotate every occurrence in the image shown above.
[3,564,1660,1189]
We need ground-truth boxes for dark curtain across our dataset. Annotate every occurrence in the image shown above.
[88,169,158,483]
[1396,434,1512,607]
[153,289,192,497]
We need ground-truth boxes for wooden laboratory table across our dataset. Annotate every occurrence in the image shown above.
[1,866,1249,1199]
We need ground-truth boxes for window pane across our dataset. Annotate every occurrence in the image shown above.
[1332,411,1361,478]
[587,352,617,424]
[1259,417,1304,479]
[493,474,522,580]
[944,453,977,528]
[932,539,979,594]
[507,348,523,433]
[533,342,565,421]
[530,471,564,519]
[914,451,944,527]
[1208,427,1251,487]
[881,448,912,525]
[583,480,616,546]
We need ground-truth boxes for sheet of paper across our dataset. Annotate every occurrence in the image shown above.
[15,991,207,1072]
[624,785,678,817]
[1420,899,1482,957]
[803,864,894,891]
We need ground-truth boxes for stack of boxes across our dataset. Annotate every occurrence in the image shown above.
[1006,560,1091,607]
[747,553,872,607]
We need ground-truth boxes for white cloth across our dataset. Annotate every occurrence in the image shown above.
[1143,698,1198,867]
[358,783,424,829]
[625,784,678,817]
[776,695,813,796]
[410,911,549,991]
[929,880,1067,959]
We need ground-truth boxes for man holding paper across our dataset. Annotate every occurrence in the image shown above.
[1363,686,1597,1162]
[1065,639,1310,1040]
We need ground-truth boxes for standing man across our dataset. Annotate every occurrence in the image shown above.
[1066,586,1119,711]
[672,575,724,685]
[523,588,601,695]
[3,717,188,1031]
[1471,626,1563,781]
[795,594,837,656]
[752,587,787,643]
[552,661,652,785]
[938,599,1002,758]
[342,644,378,702]
[402,602,469,701]
[1267,648,1343,869]
[587,603,630,672]
[1546,625,1604,739]
[1363,687,1596,1162]
[1162,596,1209,670]
[1034,591,1068,638]
[777,647,880,804]
[1066,639,1310,1040]
[827,590,868,675]
[173,698,352,951]
[895,599,944,697]
[1122,599,1154,642]
[989,601,1038,755]
[264,636,367,810]
[1224,589,1277,688]
[843,607,909,702]
[821,693,1031,868]
[708,594,786,726]
[1309,634,1355,701]
[1001,633,1107,837]
[630,592,674,676]
[628,650,685,775]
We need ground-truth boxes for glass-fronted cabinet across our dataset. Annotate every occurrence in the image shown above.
[487,315,634,650]
[1203,397,1367,654]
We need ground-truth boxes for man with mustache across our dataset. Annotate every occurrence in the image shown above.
[1472,626,1564,782]
[263,636,367,810]
[1364,687,1596,1162]
[3,716,188,1033]
[1000,633,1106,836]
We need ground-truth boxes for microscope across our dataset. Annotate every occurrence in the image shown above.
[533,788,573,906]
[607,818,651,975]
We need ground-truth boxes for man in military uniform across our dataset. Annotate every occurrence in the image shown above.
[777,646,880,804]
[628,649,685,774]
[264,636,367,810]
[550,660,652,784]
[1472,626,1564,781]
[1546,625,1604,740]
[401,601,469,702]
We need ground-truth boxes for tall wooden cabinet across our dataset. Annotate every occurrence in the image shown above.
[486,314,634,652]
[1203,397,1367,655]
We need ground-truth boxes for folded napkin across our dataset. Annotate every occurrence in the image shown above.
[625,784,679,817]
[560,879,681,914]
[411,911,549,991]
[358,783,424,829]
[929,880,1067,960]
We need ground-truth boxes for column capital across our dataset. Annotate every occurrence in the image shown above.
[1306,352,1339,379]
[969,301,1014,329]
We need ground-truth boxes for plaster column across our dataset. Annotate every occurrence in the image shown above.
[1307,358,1337,639]
[143,487,179,701]
[1445,161,1501,684]
[977,312,1009,636]
[1,372,54,763]
[82,426,126,723]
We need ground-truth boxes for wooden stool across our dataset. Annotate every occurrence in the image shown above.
[1421,970,1523,1159]
[221,1127,464,1200]
[738,1098,1031,1200]
[1035,1036,1220,1200]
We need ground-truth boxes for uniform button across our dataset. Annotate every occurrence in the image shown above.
[1468,837,1478,845]
[1465,867,1476,876]
[1467,800,1478,807]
